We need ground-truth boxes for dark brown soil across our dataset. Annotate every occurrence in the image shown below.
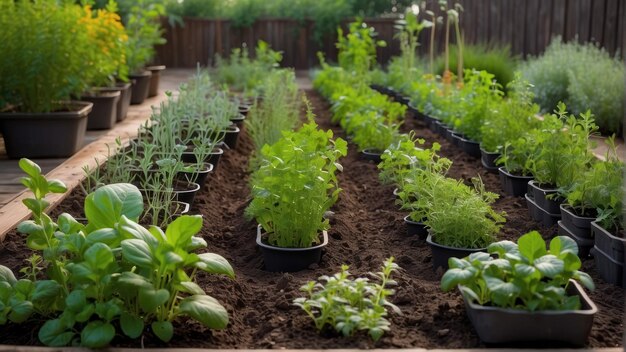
[0,89,623,348]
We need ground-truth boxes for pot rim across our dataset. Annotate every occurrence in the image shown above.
[460,280,598,315]
[426,233,488,252]
[146,65,166,71]
[0,101,93,118]
[479,145,501,155]
[560,203,596,221]
[129,70,152,78]
[362,148,383,155]
[498,166,533,179]
[404,214,426,225]
[256,224,329,251]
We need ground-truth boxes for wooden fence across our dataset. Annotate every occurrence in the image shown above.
[155,0,626,69]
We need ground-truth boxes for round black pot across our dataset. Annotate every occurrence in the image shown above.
[82,89,120,130]
[450,132,465,148]
[461,280,597,346]
[129,70,153,105]
[177,162,213,189]
[404,215,427,238]
[238,105,251,117]
[527,180,562,214]
[0,101,91,158]
[444,127,456,143]
[115,82,132,122]
[559,204,595,239]
[256,225,329,272]
[361,149,383,163]
[558,220,593,258]
[407,103,422,120]
[181,147,224,170]
[592,221,625,286]
[223,125,241,149]
[459,137,481,158]
[392,187,400,197]
[230,113,246,128]
[400,95,411,105]
[498,167,533,197]
[174,181,201,205]
[146,65,166,97]
[422,114,435,128]
[426,234,487,271]
[435,120,449,135]
[480,147,500,173]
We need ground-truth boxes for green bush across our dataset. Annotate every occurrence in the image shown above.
[435,44,517,90]
[0,1,94,112]
[521,38,624,135]
[124,0,166,73]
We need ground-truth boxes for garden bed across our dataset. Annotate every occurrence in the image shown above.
[0,89,623,349]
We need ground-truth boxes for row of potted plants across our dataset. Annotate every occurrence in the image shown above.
[0,0,166,159]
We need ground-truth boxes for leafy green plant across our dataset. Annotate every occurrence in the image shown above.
[349,111,402,152]
[336,21,386,86]
[124,0,166,73]
[441,231,594,311]
[453,69,503,141]
[246,122,347,248]
[425,176,505,249]
[293,258,400,341]
[0,0,95,112]
[1,159,234,347]
[521,37,624,135]
[565,138,624,231]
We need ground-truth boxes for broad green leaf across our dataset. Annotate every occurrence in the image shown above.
[80,321,115,348]
[85,183,143,230]
[487,240,518,256]
[152,321,174,342]
[85,243,115,271]
[38,319,75,347]
[18,158,42,179]
[118,216,158,247]
[86,228,119,247]
[533,255,564,278]
[188,236,207,250]
[175,281,205,295]
[195,253,235,278]
[121,239,154,269]
[467,251,491,263]
[57,213,83,234]
[165,215,202,248]
[31,280,62,307]
[47,179,67,194]
[573,271,595,291]
[75,304,95,323]
[120,312,144,339]
[138,288,169,313]
[116,272,152,290]
[440,267,477,291]
[549,236,578,256]
[178,295,229,329]
[9,300,34,323]
[0,266,17,285]
[518,231,546,261]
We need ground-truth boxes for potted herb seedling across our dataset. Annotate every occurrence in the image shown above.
[246,122,347,272]
[497,137,536,197]
[441,231,596,345]
[349,111,402,163]
[559,138,623,257]
[426,176,505,270]
[0,1,97,158]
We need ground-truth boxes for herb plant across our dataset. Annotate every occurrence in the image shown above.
[246,122,347,248]
[1,159,234,347]
[124,0,166,73]
[441,231,594,311]
[293,258,400,341]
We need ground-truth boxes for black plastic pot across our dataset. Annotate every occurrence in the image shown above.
[592,221,625,286]
[407,103,422,120]
[174,181,201,205]
[256,225,328,272]
[444,128,456,143]
[230,113,246,128]
[528,180,562,214]
[222,125,241,149]
[361,149,383,163]
[437,121,450,135]
[480,147,500,173]
[177,162,213,189]
[82,89,120,130]
[0,101,91,158]
[558,220,593,258]
[115,82,132,122]
[559,204,595,239]
[181,147,224,170]
[422,114,435,128]
[525,193,560,227]
[459,137,481,158]
[426,234,487,271]
[238,105,251,117]
[129,70,152,105]
[498,167,533,197]
[450,132,465,148]
[146,65,166,97]
[461,280,597,346]
[404,215,427,238]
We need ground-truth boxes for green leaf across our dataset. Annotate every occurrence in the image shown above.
[533,255,564,278]
[65,290,87,312]
[165,215,202,248]
[0,266,17,285]
[175,281,205,295]
[86,228,119,247]
[549,236,578,256]
[120,312,144,339]
[573,271,595,291]
[121,239,154,269]
[31,280,62,307]
[151,321,173,342]
[9,300,34,323]
[38,319,75,347]
[116,272,152,291]
[118,216,158,247]
[85,183,143,230]
[487,240,518,256]
[138,288,169,313]
[85,243,115,271]
[47,179,67,194]
[440,267,477,291]
[517,231,546,261]
[195,253,235,278]
[80,321,115,348]
[19,158,42,179]
[178,295,229,329]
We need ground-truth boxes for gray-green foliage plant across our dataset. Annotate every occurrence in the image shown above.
[0,159,234,347]
[441,231,594,311]
[293,258,400,341]
[521,38,624,135]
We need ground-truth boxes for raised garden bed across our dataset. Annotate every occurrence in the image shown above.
[0,89,622,349]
